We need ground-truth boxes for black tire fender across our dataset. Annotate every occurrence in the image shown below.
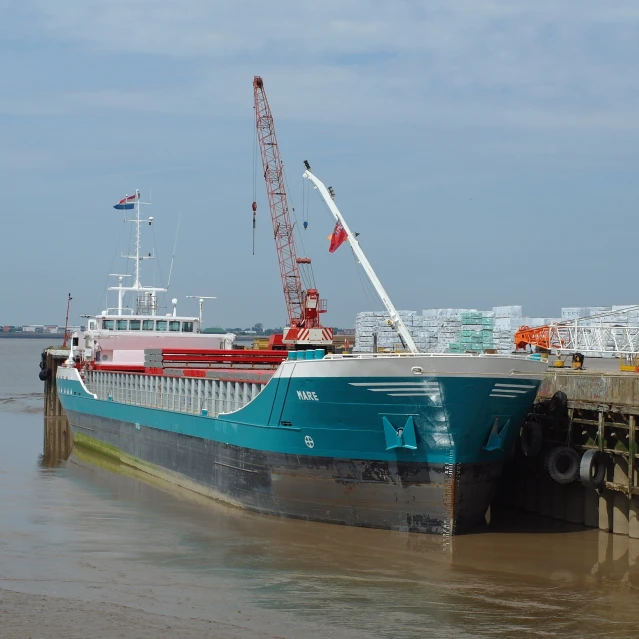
[580,449,607,490]
[545,446,580,484]
[520,421,543,457]
[38,367,51,381]
[549,391,568,417]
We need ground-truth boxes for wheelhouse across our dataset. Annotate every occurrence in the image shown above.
[86,316,200,334]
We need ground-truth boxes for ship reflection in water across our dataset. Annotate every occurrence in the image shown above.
[0,411,634,639]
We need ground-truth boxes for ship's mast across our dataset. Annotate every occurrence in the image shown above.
[302,163,419,354]
[108,191,167,315]
[134,194,142,288]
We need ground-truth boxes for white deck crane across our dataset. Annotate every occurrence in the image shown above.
[302,162,419,354]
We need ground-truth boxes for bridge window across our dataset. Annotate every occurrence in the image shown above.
[156,320,167,332]
[169,321,180,332]
[142,320,154,331]
[129,320,141,331]
[116,320,128,330]
[182,322,194,333]
[102,320,114,330]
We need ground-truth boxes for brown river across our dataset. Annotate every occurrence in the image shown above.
[1,338,638,638]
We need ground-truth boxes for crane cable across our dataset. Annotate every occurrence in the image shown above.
[284,167,316,292]
[251,108,258,256]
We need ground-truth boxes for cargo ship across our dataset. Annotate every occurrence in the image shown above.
[57,172,546,534]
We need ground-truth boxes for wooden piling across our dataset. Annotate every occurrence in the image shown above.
[584,488,599,528]
[42,349,73,463]
[613,458,630,535]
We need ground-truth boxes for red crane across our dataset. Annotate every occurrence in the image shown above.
[253,76,332,348]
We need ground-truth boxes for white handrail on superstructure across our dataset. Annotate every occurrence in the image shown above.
[302,162,419,354]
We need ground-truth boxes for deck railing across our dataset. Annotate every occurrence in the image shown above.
[84,371,265,417]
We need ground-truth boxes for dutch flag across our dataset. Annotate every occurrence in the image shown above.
[114,190,140,210]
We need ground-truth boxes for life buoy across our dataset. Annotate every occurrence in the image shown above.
[38,368,51,381]
[545,446,580,484]
[520,420,543,457]
[580,449,607,490]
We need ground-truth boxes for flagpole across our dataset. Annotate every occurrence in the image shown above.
[134,191,141,290]
[302,162,419,354]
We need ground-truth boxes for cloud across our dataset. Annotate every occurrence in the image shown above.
[3,1,639,326]
[0,0,634,135]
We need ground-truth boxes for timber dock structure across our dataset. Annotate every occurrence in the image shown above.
[497,367,639,538]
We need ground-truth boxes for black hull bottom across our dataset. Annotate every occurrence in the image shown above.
[67,410,502,535]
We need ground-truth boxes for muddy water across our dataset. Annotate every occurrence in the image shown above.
[1,339,639,638]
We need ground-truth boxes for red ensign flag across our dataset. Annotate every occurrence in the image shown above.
[328,222,348,253]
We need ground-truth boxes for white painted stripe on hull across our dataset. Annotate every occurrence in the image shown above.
[388,392,442,397]
[349,382,440,387]
[494,383,537,389]
[491,389,527,394]
[365,388,439,392]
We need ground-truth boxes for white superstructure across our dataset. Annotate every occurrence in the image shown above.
[75,191,235,365]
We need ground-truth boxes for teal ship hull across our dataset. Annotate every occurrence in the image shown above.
[57,353,545,533]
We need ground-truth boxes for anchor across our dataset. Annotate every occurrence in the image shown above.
[383,415,418,451]
[484,416,511,452]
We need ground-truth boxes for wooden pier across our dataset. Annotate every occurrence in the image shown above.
[42,349,73,463]
[496,367,639,538]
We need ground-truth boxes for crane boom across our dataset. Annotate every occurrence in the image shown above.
[302,164,419,354]
[253,76,331,347]
[515,306,639,354]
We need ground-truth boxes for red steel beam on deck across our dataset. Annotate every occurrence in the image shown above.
[157,349,288,365]
[156,348,288,360]
[161,354,285,364]
[92,364,147,372]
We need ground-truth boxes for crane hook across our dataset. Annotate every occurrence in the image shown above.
[252,201,257,255]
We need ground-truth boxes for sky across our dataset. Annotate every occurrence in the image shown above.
[1,1,638,329]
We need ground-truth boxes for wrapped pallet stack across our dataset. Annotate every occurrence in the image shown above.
[448,311,495,353]
[355,305,560,354]
[354,304,638,355]
[493,306,524,355]
[421,308,476,354]
[354,311,422,352]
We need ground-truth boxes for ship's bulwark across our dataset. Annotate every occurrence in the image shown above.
[65,409,500,534]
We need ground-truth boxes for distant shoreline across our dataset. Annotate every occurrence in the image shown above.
[0,333,66,340]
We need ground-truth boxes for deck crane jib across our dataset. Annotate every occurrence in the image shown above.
[253,76,333,348]
[302,162,419,354]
